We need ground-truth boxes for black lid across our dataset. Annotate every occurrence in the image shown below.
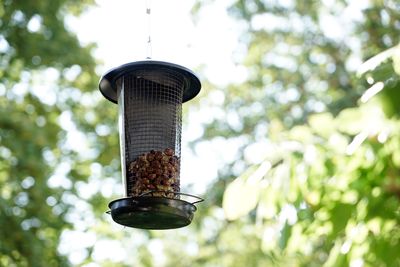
[99,60,201,104]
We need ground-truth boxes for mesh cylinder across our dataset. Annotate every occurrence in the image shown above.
[117,68,184,198]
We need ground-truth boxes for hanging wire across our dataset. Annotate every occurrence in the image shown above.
[146,0,152,59]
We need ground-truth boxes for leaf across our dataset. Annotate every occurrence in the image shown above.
[357,46,398,77]
[371,62,396,82]
[360,82,385,103]
[223,161,272,220]
[393,47,400,75]
[289,125,313,142]
[323,240,348,267]
[278,221,292,250]
[392,149,400,168]
[308,112,335,137]
[336,108,365,135]
[330,203,354,237]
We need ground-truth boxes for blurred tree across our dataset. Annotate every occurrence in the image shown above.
[185,0,400,211]
[2,0,400,266]
[0,0,120,266]
[220,46,400,265]
[153,1,400,267]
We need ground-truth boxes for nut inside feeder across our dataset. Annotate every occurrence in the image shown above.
[99,61,202,229]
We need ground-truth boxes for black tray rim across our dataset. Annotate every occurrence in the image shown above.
[108,196,199,230]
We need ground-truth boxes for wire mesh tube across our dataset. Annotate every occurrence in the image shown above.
[117,67,184,198]
[100,61,202,229]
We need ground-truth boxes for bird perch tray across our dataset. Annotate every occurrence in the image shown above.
[108,193,203,230]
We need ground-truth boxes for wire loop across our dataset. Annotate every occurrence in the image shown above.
[145,0,152,59]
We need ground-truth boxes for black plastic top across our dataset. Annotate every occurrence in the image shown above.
[99,60,201,104]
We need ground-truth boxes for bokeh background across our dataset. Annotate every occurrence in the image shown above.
[1,0,400,266]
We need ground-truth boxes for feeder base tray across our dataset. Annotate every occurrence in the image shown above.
[108,197,197,230]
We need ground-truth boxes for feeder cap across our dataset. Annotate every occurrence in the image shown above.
[99,60,201,104]
[108,196,199,229]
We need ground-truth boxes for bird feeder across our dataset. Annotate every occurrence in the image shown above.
[99,60,202,229]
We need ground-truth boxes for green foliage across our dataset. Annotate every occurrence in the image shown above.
[2,0,400,266]
[167,1,400,266]
[222,95,400,265]
[0,0,120,266]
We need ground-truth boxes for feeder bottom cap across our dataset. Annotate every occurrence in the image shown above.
[108,197,198,230]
